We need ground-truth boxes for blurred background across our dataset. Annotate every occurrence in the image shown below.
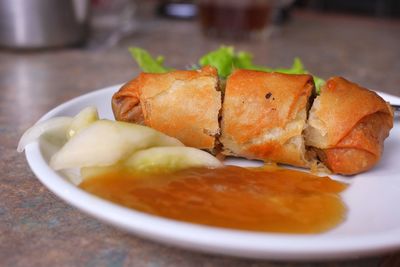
[1,0,400,123]
[1,1,400,266]
[1,0,400,50]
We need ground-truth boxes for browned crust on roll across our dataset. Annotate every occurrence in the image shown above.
[306,77,394,175]
[112,77,145,124]
[112,66,221,150]
[220,70,315,167]
[113,68,394,175]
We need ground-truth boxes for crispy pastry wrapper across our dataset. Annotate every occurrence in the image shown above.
[220,70,315,167]
[113,67,393,175]
[305,77,394,175]
[112,66,221,150]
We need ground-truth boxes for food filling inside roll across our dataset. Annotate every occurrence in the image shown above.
[304,77,394,175]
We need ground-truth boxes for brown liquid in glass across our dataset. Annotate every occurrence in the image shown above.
[199,3,271,39]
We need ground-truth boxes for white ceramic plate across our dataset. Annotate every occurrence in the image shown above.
[24,85,400,261]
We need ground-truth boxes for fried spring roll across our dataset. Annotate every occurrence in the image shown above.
[220,70,315,167]
[112,67,393,175]
[305,77,394,175]
[112,66,221,150]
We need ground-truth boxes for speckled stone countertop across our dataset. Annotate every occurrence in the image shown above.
[1,11,400,267]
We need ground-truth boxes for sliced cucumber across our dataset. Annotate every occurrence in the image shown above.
[80,165,121,180]
[124,146,222,173]
[67,106,99,139]
[50,120,183,170]
[17,117,73,153]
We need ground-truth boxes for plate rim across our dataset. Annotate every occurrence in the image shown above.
[24,84,400,260]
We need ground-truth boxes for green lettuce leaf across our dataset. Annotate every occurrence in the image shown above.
[312,76,325,94]
[129,46,325,93]
[198,46,236,78]
[232,52,324,93]
[198,46,272,77]
[233,51,272,72]
[129,47,170,73]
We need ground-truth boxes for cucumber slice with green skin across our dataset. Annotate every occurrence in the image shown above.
[67,106,99,139]
[124,146,222,174]
[81,165,121,181]
[81,147,222,181]
[50,120,184,170]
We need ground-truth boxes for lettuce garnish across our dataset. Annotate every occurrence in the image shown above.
[198,46,236,78]
[129,46,325,93]
[129,47,170,73]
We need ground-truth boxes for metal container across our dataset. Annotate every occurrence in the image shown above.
[0,0,90,49]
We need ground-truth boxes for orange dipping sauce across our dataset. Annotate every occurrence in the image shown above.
[80,166,347,233]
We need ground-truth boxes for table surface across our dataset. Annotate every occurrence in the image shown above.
[1,11,400,267]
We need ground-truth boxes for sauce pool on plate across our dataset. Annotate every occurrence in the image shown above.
[80,165,347,233]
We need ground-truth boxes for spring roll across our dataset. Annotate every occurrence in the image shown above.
[305,77,394,175]
[220,70,315,167]
[112,66,221,150]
